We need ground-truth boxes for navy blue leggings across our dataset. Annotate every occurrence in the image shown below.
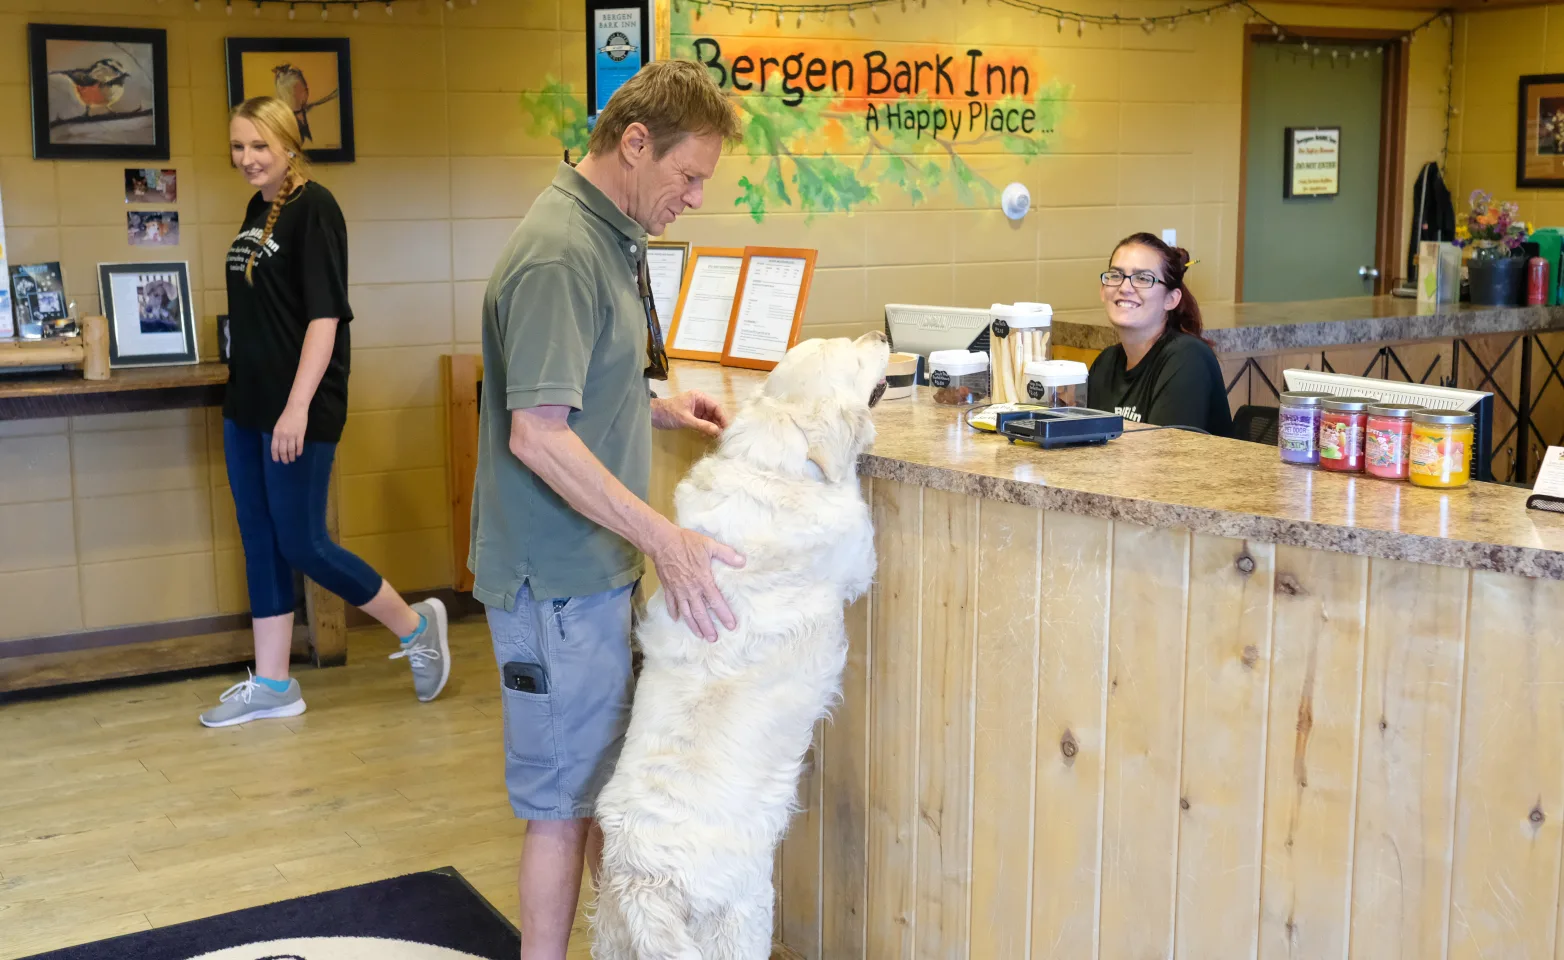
[224,418,383,618]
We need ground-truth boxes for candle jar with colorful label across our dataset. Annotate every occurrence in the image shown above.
[1278,391,1329,465]
[1364,403,1422,480]
[1318,397,1375,473]
[1409,409,1475,489]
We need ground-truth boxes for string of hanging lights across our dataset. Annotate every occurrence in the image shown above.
[672,0,1453,45]
[162,0,476,18]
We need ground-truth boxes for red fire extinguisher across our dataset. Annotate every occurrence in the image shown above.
[1529,256,1551,305]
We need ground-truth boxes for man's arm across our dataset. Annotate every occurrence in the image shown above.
[509,405,743,641]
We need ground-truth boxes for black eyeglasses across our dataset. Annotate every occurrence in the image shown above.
[1100,269,1169,290]
[638,255,669,381]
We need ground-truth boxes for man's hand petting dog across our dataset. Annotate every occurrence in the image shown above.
[651,524,744,642]
[651,390,728,437]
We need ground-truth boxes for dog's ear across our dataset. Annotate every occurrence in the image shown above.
[801,401,874,484]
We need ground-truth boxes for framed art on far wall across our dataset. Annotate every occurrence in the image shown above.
[98,261,197,367]
[27,23,170,161]
[225,37,354,163]
[1519,74,1564,188]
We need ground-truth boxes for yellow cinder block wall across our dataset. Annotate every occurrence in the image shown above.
[1447,5,1564,227]
[0,0,1446,640]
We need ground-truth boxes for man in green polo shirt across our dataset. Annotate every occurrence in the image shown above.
[469,60,745,958]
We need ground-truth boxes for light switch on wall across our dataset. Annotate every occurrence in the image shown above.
[1162,228,1177,246]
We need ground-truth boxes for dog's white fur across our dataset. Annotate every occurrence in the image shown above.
[592,332,892,960]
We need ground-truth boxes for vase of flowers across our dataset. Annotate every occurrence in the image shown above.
[1457,190,1529,306]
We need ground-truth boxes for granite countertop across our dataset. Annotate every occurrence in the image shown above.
[1050,295,1564,355]
[661,360,1564,580]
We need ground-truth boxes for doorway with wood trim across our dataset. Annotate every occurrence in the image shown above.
[1238,27,1409,302]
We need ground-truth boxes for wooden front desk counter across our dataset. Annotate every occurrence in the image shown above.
[645,361,1564,960]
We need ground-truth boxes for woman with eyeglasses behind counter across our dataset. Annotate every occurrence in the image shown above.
[1087,232,1234,438]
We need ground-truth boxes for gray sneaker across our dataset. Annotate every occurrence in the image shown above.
[198,670,306,727]
[389,597,449,702]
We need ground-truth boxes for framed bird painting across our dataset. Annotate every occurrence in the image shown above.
[27,23,171,161]
[225,37,355,164]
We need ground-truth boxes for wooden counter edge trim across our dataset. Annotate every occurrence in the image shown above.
[856,455,1564,581]
[1050,308,1564,355]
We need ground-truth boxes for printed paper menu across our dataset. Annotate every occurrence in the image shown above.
[669,255,742,355]
[726,256,807,363]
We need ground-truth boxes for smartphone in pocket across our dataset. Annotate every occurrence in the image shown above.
[502,660,549,695]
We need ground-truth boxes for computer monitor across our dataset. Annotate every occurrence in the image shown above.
[883,304,992,382]
[1282,368,1497,482]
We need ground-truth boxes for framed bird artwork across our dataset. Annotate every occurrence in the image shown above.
[225,37,355,164]
[26,23,171,161]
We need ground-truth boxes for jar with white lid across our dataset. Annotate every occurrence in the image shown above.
[1021,359,1088,408]
[927,349,990,405]
[989,302,1052,404]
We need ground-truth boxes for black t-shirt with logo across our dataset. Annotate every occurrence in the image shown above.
[224,180,354,444]
[1087,330,1234,438]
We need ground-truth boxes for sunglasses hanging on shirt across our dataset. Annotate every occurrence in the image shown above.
[564,150,668,381]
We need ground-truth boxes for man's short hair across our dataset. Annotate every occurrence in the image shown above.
[586,59,743,159]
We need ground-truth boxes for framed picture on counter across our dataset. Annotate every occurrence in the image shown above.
[720,246,817,372]
[27,23,171,161]
[225,37,354,164]
[98,261,197,367]
[666,246,744,363]
[645,240,689,345]
[1519,74,1564,187]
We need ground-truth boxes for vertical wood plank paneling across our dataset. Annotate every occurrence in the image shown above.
[821,477,873,960]
[1258,546,1370,960]
[915,489,977,960]
[780,724,823,958]
[1448,572,1564,959]
[969,499,1042,959]
[1349,559,1468,960]
[1176,536,1276,960]
[1031,512,1113,959]
[867,479,922,960]
[1098,522,1191,960]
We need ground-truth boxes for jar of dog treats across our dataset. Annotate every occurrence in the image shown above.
[988,302,1051,404]
[927,349,990,405]
[1021,359,1088,408]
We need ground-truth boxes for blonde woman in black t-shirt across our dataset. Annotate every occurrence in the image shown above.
[1086,233,1233,438]
[200,96,452,727]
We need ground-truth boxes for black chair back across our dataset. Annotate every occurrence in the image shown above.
[1232,404,1280,446]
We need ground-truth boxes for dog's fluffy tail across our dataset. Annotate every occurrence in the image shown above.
[591,871,700,960]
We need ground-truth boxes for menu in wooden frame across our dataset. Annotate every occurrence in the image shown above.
[665,246,744,362]
[720,246,817,371]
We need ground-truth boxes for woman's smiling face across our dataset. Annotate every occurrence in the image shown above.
[1101,242,1181,337]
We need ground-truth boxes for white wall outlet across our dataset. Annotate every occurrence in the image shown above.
[1162,228,1177,246]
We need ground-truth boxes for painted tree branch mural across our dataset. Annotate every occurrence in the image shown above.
[517,29,1070,223]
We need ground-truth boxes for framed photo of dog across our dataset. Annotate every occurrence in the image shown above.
[720,247,817,372]
[98,261,198,367]
[27,23,171,161]
[666,246,744,363]
[225,37,355,164]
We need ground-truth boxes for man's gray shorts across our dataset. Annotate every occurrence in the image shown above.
[485,582,635,820]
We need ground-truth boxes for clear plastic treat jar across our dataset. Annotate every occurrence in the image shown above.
[1021,359,1089,408]
[927,349,991,405]
[988,302,1052,404]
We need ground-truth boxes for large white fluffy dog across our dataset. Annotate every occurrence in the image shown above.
[592,331,892,960]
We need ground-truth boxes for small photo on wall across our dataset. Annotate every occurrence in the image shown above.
[127,210,179,247]
[27,23,170,161]
[1519,74,1564,187]
[99,261,197,367]
[225,37,354,163]
[125,167,176,203]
